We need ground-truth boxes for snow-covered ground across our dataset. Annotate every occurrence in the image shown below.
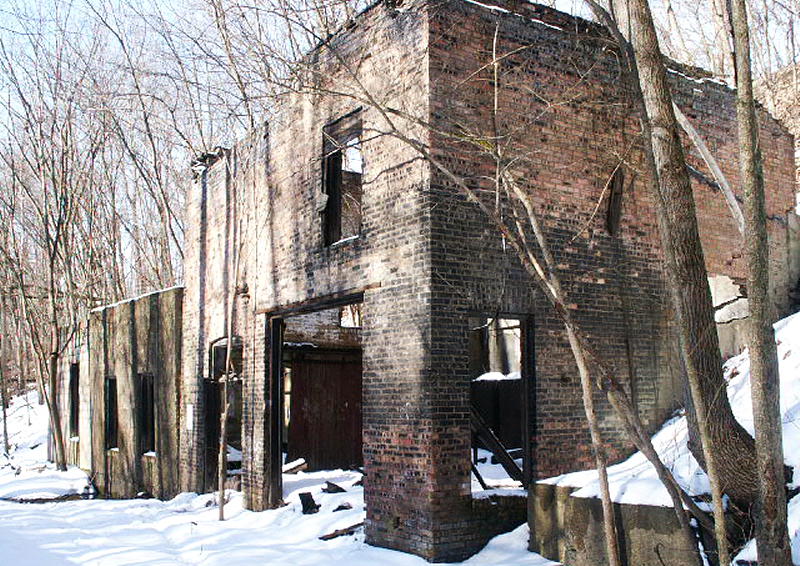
[0,391,553,566]
[5,311,800,565]
[543,311,800,564]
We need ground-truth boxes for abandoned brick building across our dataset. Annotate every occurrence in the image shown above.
[56,0,799,562]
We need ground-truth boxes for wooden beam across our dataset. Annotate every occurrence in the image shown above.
[255,283,381,317]
[266,317,284,508]
[470,405,523,482]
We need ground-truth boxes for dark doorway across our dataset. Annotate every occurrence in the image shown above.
[204,337,243,490]
[284,348,362,470]
[469,316,524,450]
[277,301,364,472]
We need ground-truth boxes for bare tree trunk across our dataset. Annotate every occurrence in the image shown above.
[567,328,621,566]
[622,0,762,562]
[0,304,9,454]
[48,264,66,471]
[218,376,229,520]
[711,0,734,78]
[730,0,793,562]
[218,153,243,520]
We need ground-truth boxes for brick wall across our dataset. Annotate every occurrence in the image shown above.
[178,0,796,562]
[180,0,441,556]
[425,0,795,558]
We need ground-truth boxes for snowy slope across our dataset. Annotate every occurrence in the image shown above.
[542,311,800,564]
[0,390,87,500]
[0,390,554,566]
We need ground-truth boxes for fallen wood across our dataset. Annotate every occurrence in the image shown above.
[282,458,307,474]
[319,522,364,541]
[1,493,82,504]
[323,481,346,493]
[470,405,523,482]
[299,492,320,514]
[471,463,488,490]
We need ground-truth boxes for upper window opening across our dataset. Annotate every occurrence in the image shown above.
[339,304,363,328]
[606,167,625,236]
[323,111,363,245]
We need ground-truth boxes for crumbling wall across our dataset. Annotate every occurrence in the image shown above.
[178,0,795,562]
[180,0,440,558]
[69,287,184,499]
[530,483,700,566]
[427,0,794,559]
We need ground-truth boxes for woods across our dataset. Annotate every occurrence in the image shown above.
[0,0,798,564]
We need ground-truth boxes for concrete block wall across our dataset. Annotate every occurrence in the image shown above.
[530,482,701,566]
[57,287,183,499]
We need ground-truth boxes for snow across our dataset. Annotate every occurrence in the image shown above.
[542,311,800,564]
[0,391,552,565]
[461,0,569,32]
[0,391,88,501]
[89,285,183,313]
[473,371,521,382]
[472,449,524,493]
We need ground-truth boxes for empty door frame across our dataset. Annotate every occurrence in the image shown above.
[263,289,366,506]
[521,314,535,488]
[469,313,536,488]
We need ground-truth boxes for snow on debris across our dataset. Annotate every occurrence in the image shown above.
[472,448,524,494]
[542,310,800,563]
[472,371,521,382]
[0,390,553,565]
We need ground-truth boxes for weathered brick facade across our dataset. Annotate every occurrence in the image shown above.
[179,0,796,561]
[59,0,797,562]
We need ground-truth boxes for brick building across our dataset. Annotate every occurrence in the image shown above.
[58,0,798,562]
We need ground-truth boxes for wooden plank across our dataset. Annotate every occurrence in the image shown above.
[471,463,489,490]
[470,404,523,482]
[282,458,307,474]
[319,522,364,541]
[299,492,320,514]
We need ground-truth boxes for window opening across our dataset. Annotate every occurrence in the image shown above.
[606,167,624,236]
[339,304,363,328]
[104,375,118,450]
[469,317,522,379]
[139,373,156,454]
[468,316,525,492]
[69,363,79,437]
[323,111,363,245]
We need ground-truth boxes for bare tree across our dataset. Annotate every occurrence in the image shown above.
[730,0,793,561]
